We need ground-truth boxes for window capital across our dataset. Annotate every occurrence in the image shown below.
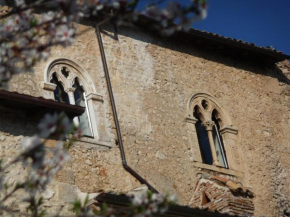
[202,121,215,131]
[64,87,76,93]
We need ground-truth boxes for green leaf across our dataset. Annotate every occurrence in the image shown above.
[30,18,38,27]
[101,202,107,212]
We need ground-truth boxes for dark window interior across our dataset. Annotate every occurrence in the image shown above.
[61,67,69,78]
[212,111,228,168]
[194,107,213,165]
[195,120,213,165]
[50,73,70,104]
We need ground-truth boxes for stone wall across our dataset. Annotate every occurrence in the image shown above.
[1,22,290,216]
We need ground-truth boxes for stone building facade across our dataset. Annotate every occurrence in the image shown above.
[1,17,290,216]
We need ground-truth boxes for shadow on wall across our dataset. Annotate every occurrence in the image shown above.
[99,22,290,85]
[0,107,40,137]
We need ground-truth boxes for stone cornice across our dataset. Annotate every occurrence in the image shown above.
[86,93,104,102]
[41,82,56,91]
[220,126,238,135]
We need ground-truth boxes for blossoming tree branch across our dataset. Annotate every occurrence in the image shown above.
[0,0,207,216]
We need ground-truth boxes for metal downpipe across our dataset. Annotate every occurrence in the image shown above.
[95,25,158,193]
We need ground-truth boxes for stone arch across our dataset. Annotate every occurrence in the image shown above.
[51,71,67,91]
[194,105,206,123]
[72,76,88,93]
[187,92,232,128]
[44,58,97,93]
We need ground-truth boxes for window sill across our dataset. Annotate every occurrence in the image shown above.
[192,161,243,178]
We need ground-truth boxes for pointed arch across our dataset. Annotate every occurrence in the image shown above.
[72,76,88,93]
[187,92,232,128]
[44,58,97,93]
[194,105,206,123]
[51,71,68,91]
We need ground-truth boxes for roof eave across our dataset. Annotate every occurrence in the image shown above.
[136,15,290,62]
[187,29,290,62]
[95,193,235,217]
[0,90,85,118]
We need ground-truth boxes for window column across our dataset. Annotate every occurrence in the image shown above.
[65,87,79,126]
[202,121,222,167]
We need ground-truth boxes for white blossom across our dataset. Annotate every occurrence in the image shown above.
[17,12,31,30]
[145,6,162,21]
[15,37,29,48]
[28,141,70,189]
[38,113,58,138]
[55,25,75,44]
[21,135,46,170]
[168,194,177,202]
[15,0,25,6]
[41,11,56,23]
[3,18,15,33]
[22,135,41,151]
[132,195,143,206]
[163,2,181,20]
[60,115,74,139]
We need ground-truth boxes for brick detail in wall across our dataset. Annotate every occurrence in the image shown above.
[189,175,254,216]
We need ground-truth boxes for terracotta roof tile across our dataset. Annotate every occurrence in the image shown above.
[201,173,254,197]
[190,28,287,56]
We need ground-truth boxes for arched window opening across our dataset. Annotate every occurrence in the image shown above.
[43,59,113,146]
[187,93,241,171]
[212,110,228,168]
[73,78,93,137]
[194,107,213,165]
[192,101,229,168]
[50,73,70,104]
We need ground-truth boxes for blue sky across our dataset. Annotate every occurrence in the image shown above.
[138,0,290,55]
[193,0,290,55]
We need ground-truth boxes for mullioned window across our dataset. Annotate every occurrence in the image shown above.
[186,93,243,174]
[41,58,111,146]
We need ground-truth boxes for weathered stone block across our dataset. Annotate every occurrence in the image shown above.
[56,183,78,203]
